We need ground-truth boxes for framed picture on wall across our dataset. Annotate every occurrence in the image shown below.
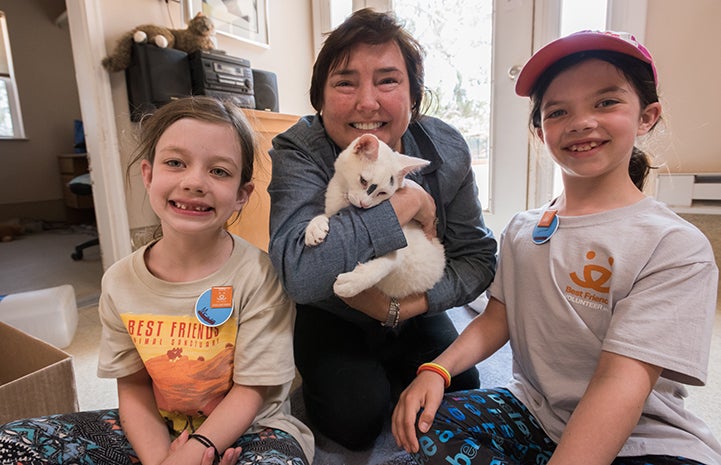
[184,0,269,48]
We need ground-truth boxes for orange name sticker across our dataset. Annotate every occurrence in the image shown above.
[538,209,558,228]
[210,286,233,308]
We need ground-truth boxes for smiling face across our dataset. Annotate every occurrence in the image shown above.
[320,41,412,152]
[536,58,660,186]
[141,118,252,238]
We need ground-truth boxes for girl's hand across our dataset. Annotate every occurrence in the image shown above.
[164,430,242,465]
[391,371,446,453]
[168,429,190,454]
[211,446,243,465]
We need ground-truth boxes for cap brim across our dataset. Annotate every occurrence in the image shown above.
[515,31,655,97]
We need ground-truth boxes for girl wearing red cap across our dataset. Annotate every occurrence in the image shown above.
[392,30,721,465]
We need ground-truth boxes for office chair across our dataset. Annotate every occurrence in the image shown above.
[68,173,99,261]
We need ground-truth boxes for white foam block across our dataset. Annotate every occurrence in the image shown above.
[0,285,78,348]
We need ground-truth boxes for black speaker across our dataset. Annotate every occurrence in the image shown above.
[252,69,279,112]
[126,43,192,121]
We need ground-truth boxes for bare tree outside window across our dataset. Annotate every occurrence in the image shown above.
[0,79,12,136]
[392,0,492,206]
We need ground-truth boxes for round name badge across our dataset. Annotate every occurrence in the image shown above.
[532,209,559,245]
[194,286,233,327]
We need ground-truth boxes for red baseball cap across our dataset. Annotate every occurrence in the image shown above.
[515,30,657,97]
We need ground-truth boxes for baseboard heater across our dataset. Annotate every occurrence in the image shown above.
[656,173,721,208]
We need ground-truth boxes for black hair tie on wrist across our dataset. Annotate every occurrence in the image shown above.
[189,433,221,465]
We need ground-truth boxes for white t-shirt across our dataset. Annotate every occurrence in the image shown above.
[490,196,721,464]
[97,234,314,462]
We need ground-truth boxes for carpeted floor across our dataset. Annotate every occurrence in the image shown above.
[1,218,720,464]
[0,224,102,307]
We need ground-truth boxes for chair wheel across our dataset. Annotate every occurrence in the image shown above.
[71,250,83,261]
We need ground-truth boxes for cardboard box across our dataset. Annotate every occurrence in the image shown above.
[0,321,78,424]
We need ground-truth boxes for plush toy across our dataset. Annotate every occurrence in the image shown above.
[0,223,24,242]
[102,13,216,72]
[172,13,216,54]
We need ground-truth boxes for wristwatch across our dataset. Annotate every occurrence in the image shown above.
[381,297,401,328]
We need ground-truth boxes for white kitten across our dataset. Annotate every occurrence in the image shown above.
[305,134,445,298]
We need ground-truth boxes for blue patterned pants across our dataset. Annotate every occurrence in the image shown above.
[412,388,706,465]
[0,409,308,465]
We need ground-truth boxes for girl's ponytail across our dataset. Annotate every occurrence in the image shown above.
[629,146,651,191]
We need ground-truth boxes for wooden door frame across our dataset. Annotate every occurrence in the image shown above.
[66,0,132,270]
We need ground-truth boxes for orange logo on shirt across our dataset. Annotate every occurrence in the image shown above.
[570,250,613,294]
[211,286,233,308]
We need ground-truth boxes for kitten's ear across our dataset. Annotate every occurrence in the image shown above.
[352,134,380,161]
[397,154,430,177]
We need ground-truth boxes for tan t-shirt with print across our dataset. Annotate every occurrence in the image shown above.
[97,234,314,462]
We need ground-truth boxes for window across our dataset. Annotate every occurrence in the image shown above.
[0,11,25,139]
[392,0,493,209]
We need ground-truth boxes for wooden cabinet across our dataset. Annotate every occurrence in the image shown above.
[226,110,299,251]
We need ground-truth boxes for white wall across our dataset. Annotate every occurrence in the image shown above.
[645,0,721,174]
[0,0,81,220]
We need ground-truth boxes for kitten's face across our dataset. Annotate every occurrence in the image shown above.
[346,148,397,209]
[336,134,429,209]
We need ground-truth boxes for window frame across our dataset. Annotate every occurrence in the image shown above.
[0,11,26,140]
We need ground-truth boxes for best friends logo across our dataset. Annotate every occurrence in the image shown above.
[565,250,612,311]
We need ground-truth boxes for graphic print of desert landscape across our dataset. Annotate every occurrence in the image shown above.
[147,343,235,414]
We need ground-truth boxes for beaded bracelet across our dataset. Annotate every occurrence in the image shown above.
[417,362,451,388]
[189,433,221,465]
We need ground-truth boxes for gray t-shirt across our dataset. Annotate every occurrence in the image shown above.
[490,196,721,464]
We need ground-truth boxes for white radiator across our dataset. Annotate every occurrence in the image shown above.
[656,173,721,207]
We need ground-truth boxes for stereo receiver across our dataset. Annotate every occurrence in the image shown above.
[189,50,255,109]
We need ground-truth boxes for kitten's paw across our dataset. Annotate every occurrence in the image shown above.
[304,215,329,246]
[333,271,365,298]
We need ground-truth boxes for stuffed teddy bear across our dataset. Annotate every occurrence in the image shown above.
[102,13,216,72]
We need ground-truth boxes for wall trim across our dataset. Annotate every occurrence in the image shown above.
[66,0,132,270]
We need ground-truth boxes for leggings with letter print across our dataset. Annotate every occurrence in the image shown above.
[412,388,706,465]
